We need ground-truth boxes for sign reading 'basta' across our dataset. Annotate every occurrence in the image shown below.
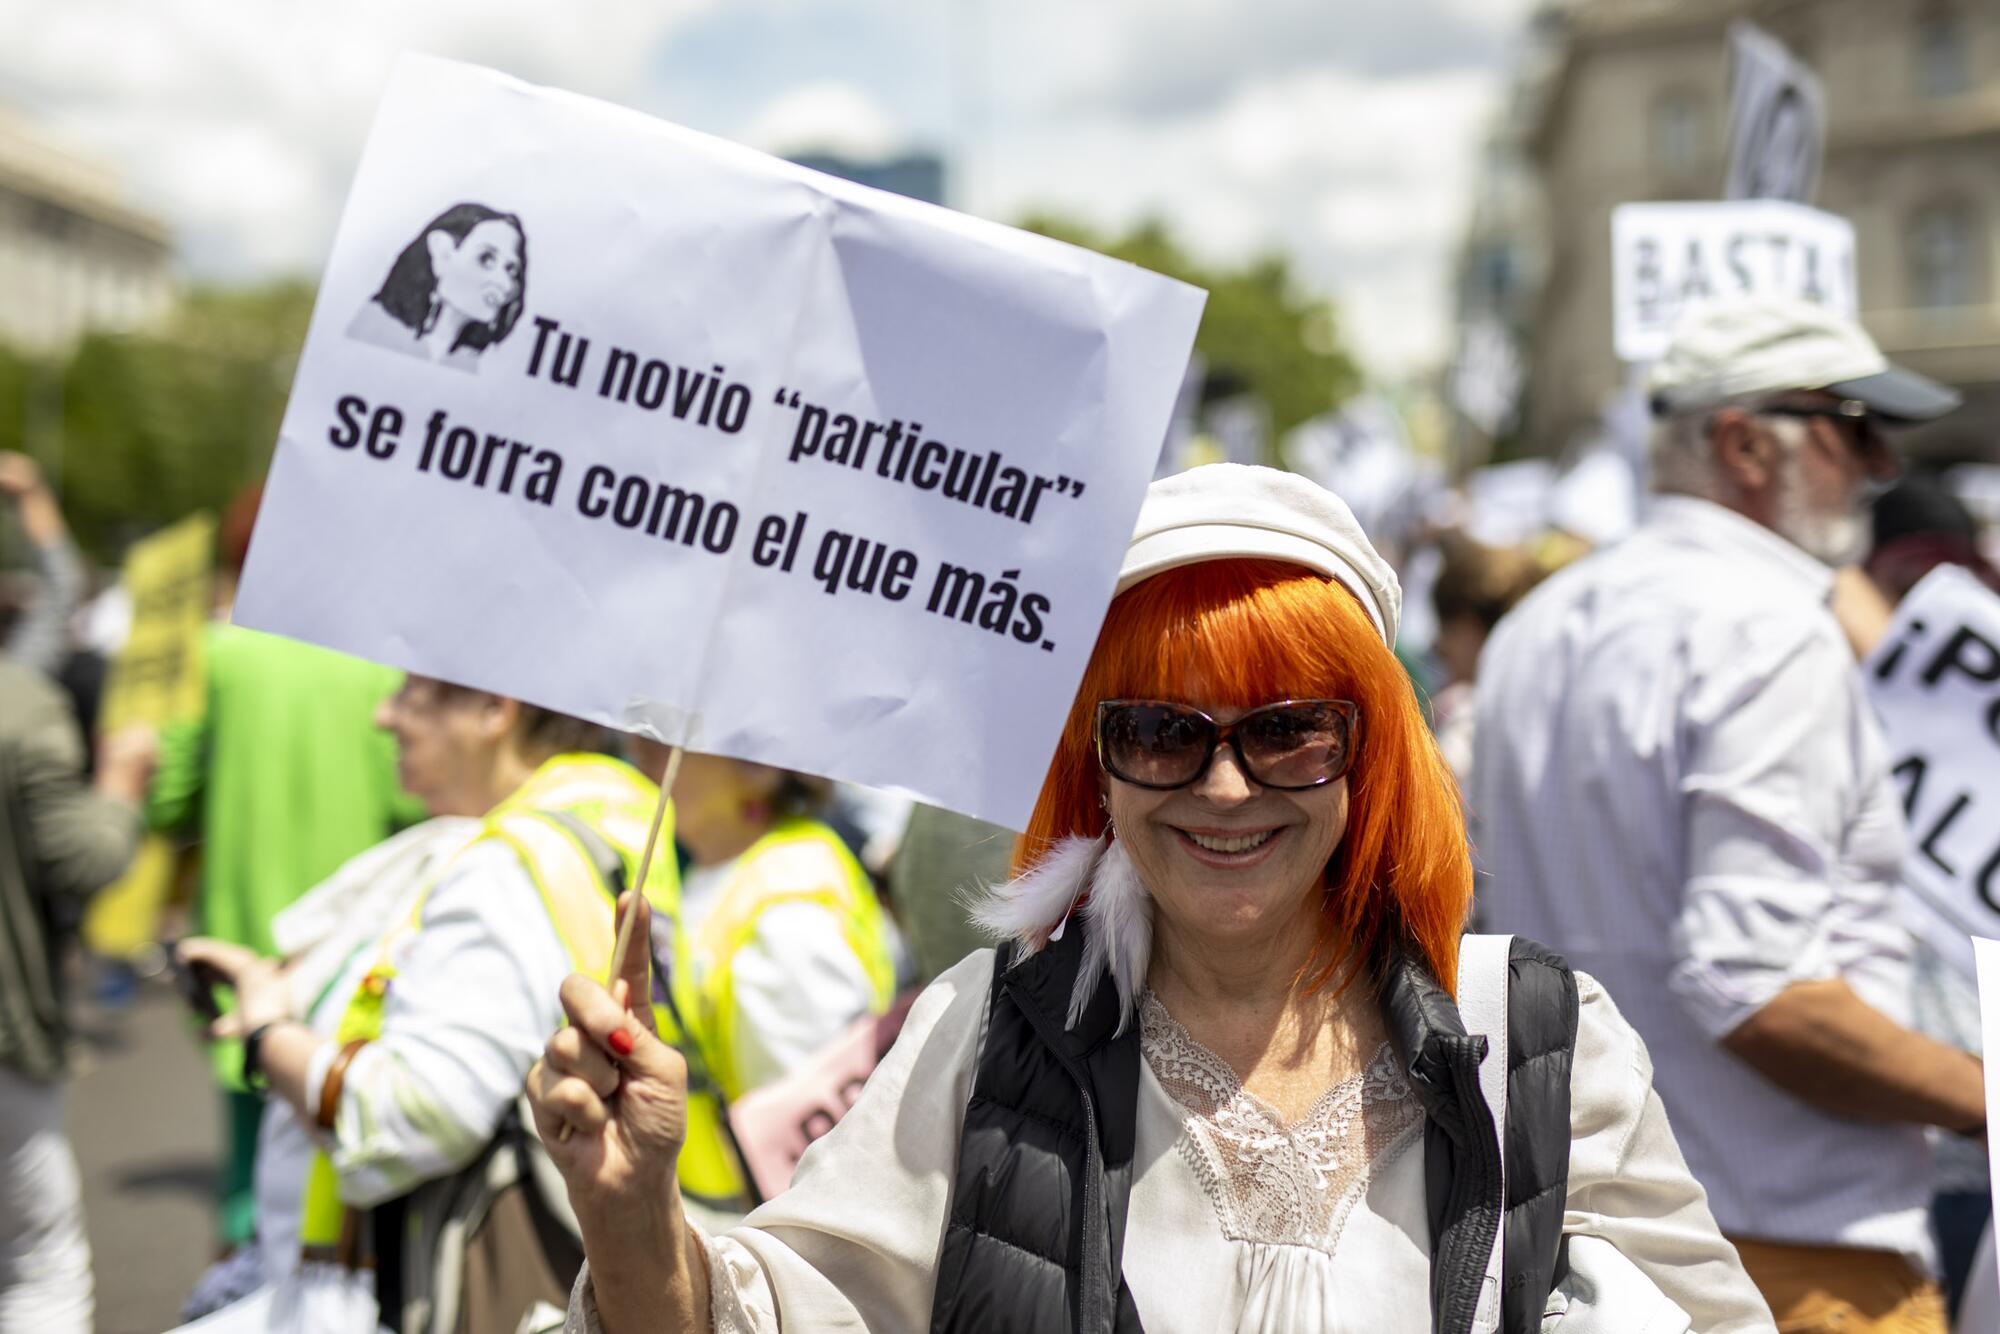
[1611,201,1855,363]
[235,55,1206,829]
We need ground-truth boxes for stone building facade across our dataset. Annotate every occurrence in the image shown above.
[0,109,173,352]
[1517,0,1999,462]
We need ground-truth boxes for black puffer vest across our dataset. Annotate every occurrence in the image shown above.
[929,926,1579,1334]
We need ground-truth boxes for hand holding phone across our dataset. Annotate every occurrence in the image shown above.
[167,943,227,1023]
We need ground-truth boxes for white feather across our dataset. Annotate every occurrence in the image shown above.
[966,833,1103,950]
[1069,837,1153,1034]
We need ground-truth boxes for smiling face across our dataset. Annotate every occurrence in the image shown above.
[1104,701,1351,949]
[428,218,522,325]
[1021,556,1475,997]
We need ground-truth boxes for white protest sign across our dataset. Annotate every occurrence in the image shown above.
[1725,22,1826,204]
[1950,463,2000,536]
[1611,201,1856,362]
[1459,459,1556,549]
[1865,566,2000,978]
[1547,447,1637,547]
[1965,1218,2000,1334]
[1451,317,1523,439]
[234,56,1205,829]
[1972,936,2000,1328]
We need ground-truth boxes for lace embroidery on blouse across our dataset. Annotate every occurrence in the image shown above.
[1139,991,1424,1255]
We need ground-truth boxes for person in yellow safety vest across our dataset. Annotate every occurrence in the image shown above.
[660,751,901,1111]
[170,677,709,1329]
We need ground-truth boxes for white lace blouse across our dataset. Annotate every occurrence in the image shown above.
[569,949,1775,1333]
[1129,991,1431,1330]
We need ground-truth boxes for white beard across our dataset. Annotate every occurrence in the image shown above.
[1770,453,1870,566]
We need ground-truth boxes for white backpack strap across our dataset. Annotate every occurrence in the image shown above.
[1457,932,1513,1334]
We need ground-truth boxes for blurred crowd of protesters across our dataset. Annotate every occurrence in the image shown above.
[2,291,2000,1333]
[149,485,422,1252]
[0,466,949,1330]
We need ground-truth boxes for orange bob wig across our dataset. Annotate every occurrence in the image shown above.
[1017,558,1472,995]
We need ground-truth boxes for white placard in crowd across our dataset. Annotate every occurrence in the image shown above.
[1950,464,2000,541]
[235,55,1205,829]
[1450,317,1524,439]
[1547,447,1637,547]
[1864,567,2000,979]
[1459,459,1556,549]
[1971,936,2000,1325]
[1611,201,1856,362]
[1725,21,1826,204]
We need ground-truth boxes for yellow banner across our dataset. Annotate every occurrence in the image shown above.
[87,513,213,962]
[99,512,214,733]
[82,836,186,960]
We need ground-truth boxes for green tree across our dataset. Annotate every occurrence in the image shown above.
[27,279,317,562]
[1016,216,1359,447]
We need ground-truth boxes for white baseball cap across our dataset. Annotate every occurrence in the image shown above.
[1117,463,1401,646]
[1649,298,1961,422]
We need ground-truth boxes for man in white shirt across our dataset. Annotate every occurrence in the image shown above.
[1472,299,1985,1332]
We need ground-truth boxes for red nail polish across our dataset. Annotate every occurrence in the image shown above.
[608,1029,635,1057]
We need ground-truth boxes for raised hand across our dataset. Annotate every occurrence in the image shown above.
[528,891,689,1232]
[0,451,65,548]
[0,451,42,500]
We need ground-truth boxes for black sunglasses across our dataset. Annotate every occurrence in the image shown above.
[1757,399,1897,465]
[1094,699,1361,791]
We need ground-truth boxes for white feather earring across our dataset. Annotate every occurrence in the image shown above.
[1069,835,1153,1034]
[966,830,1156,1034]
[967,833,1103,948]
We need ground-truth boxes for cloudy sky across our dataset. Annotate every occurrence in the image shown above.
[1,0,1539,377]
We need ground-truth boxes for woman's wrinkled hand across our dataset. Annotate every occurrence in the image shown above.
[528,892,689,1233]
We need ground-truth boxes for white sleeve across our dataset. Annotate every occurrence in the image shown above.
[324,843,574,1206]
[1671,620,1900,1039]
[569,950,995,1334]
[726,901,881,1091]
[1563,973,1778,1333]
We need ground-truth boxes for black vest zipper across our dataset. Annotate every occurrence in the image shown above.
[1004,983,1113,1334]
[1435,1036,1503,1334]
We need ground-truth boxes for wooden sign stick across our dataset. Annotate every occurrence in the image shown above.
[556,744,682,1145]
[608,743,682,987]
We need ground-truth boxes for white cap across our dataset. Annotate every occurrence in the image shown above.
[1118,463,1401,646]
[1649,298,1961,422]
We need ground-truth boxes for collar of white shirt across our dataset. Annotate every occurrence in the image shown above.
[1646,494,1835,602]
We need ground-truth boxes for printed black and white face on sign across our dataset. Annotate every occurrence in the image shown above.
[344,203,530,374]
[235,55,1206,828]
[1725,21,1826,205]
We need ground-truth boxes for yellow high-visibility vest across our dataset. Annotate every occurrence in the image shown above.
[298,753,751,1250]
[685,817,898,1103]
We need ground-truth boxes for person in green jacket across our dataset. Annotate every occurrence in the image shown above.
[146,622,418,1250]
[0,659,149,1332]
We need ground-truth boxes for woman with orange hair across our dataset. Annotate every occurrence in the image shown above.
[529,465,1774,1333]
